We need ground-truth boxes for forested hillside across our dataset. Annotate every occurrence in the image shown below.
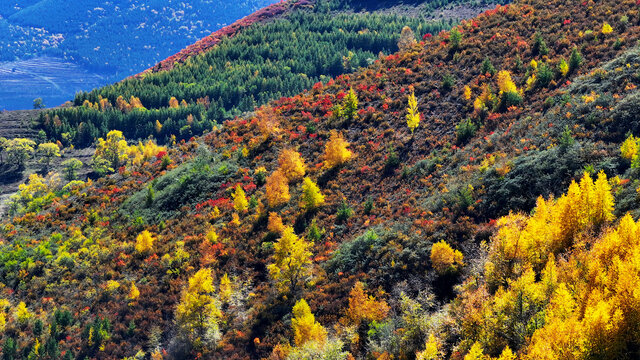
[35,0,485,147]
[3,0,640,359]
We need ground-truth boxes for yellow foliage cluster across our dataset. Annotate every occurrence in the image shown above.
[620,134,639,161]
[463,85,472,101]
[93,130,130,173]
[267,212,285,234]
[135,230,155,253]
[323,130,352,168]
[430,240,464,274]
[233,184,248,212]
[474,84,495,111]
[169,97,180,108]
[266,170,290,207]
[206,227,219,243]
[416,334,441,360]
[406,90,421,133]
[267,226,312,293]
[497,70,518,94]
[128,283,140,300]
[453,171,638,360]
[291,299,327,347]
[116,95,145,112]
[128,139,166,167]
[602,22,613,35]
[15,301,33,324]
[486,172,613,285]
[219,273,232,302]
[278,149,306,182]
[341,282,389,327]
[175,268,222,344]
[300,177,325,210]
[558,58,569,77]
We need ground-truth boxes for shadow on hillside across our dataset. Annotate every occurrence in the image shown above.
[0,164,24,185]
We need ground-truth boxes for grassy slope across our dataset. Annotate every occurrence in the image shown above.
[2,0,640,358]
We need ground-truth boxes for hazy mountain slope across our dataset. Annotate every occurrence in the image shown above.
[0,0,279,110]
[1,0,640,359]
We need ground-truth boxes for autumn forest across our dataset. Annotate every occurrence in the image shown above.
[1,0,640,359]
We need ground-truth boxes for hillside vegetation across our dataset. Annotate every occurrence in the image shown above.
[36,0,464,147]
[3,0,640,359]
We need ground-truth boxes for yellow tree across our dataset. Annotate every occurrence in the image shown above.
[341,281,389,327]
[36,142,60,171]
[430,240,464,274]
[266,170,290,207]
[169,97,180,108]
[278,149,306,182]
[323,130,352,168]
[406,90,421,134]
[267,226,312,293]
[300,177,325,210]
[291,299,327,347]
[135,230,155,253]
[233,184,248,212]
[128,283,140,301]
[93,130,130,174]
[175,268,221,348]
[497,70,518,94]
[620,134,638,160]
[268,212,285,234]
[219,273,232,302]
[5,138,36,167]
[416,334,441,360]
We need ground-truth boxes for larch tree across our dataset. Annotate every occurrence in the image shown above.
[267,226,313,294]
[398,26,417,51]
[430,240,464,274]
[300,177,325,210]
[232,184,248,212]
[406,90,420,134]
[135,230,155,253]
[278,149,306,182]
[323,130,352,168]
[266,169,290,207]
[291,299,327,347]
[341,282,389,327]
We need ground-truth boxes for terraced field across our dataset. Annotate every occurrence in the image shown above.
[0,56,105,110]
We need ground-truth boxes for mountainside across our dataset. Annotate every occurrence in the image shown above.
[2,0,640,359]
[0,0,279,110]
[35,0,494,148]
